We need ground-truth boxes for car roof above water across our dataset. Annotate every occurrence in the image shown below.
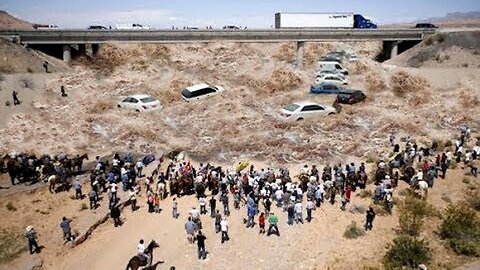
[185,83,212,92]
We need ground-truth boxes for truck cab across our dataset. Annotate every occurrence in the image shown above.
[353,14,377,29]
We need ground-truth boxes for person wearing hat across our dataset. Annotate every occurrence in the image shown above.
[24,226,40,254]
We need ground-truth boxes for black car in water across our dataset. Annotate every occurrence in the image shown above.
[336,90,366,104]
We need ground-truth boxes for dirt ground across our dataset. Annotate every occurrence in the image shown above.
[0,25,479,269]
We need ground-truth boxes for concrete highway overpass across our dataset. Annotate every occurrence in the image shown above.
[0,29,436,66]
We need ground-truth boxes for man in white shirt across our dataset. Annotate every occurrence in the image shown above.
[294,201,303,224]
[137,239,151,266]
[199,197,207,215]
[275,189,283,207]
[306,198,315,222]
[220,217,229,243]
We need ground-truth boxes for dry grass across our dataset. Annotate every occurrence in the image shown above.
[0,229,28,263]
[272,43,295,62]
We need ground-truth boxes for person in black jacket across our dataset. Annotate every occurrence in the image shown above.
[196,230,207,260]
[111,205,121,227]
[365,207,376,231]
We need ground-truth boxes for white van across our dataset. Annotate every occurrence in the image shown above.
[317,61,349,75]
[181,83,225,102]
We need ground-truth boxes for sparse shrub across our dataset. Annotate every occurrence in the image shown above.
[439,204,480,256]
[450,160,457,169]
[473,50,480,55]
[436,34,445,43]
[5,202,16,211]
[462,178,470,184]
[424,36,434,46]
[5,100,11,107]
[398,195,429,236]
[461,63,469,68]
[19,77,33,89]
[466,189,480,211]
[69,195,76,200]
[343,221,366,239]
[441,194,452,203]
[80,203,88,211]
[357,190,373,199]
[383,235,431,270]
[0,229,28,263]
[372,202,390,216]
[26,67,33,73]
[349,204,367,214]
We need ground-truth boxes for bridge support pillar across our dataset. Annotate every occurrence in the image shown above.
[390,41,399,58]
[62,45,72,64]
[92,44,99,56]
[296,41,305,69]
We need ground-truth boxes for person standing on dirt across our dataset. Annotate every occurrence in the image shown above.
[25,226,40,254]
[60,217,73,242]
[61,85,67,97]
[365,207,376,231]
[12,90,20,105]
[73,178,82,199]
[196,230,207,260]
[89,189,97,209]
[209,196,216,217]
[220,217,229,243]
[43,61,49,73]
[185,217,195,244]
[172,197,178,218]
[111,204,121,227]
[267,212,280,236]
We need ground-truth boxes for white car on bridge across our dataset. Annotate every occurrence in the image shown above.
[117,95,161,112]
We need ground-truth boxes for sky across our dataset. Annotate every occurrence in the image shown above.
[1,0,479,28]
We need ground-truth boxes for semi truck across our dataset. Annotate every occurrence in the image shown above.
[275,13,377,29]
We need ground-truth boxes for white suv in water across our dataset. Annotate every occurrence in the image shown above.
[181,83,225,102]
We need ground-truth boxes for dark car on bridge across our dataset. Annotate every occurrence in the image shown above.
[415,23,437,28]
[88,25,107,30]
[336,90,366,104]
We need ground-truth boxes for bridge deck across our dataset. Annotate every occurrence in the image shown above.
[0,29,434,44]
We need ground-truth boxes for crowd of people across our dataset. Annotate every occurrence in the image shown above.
[2,125,477,267]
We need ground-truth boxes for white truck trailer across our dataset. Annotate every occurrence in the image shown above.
[275,13,377,29]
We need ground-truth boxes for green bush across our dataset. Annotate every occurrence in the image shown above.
[383,235,431,270]
[439,204,480,256]
[466,189,480,211]
[0,229,28,263]
[398,195,429,236]
[343,221,366,239]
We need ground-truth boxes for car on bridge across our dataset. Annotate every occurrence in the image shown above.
[117,95,161,112]
[415,23,437,29]
[88,25,108,30]
[310,83,351,94]
[223,25,240,30]
[279,101,337,122]
[115,23,151,30]
[181,83,225,102]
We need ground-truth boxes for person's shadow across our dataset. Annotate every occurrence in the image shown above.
[143,260,165,270]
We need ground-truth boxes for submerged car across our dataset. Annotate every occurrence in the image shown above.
[280,101,337,122]
[315,74,348,86]
[336,90,366,104]
[181,83,225,102]
[310,83,348,94]
[117,95,161,112]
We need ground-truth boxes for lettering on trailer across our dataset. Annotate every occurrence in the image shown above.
[330,15,348,19]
